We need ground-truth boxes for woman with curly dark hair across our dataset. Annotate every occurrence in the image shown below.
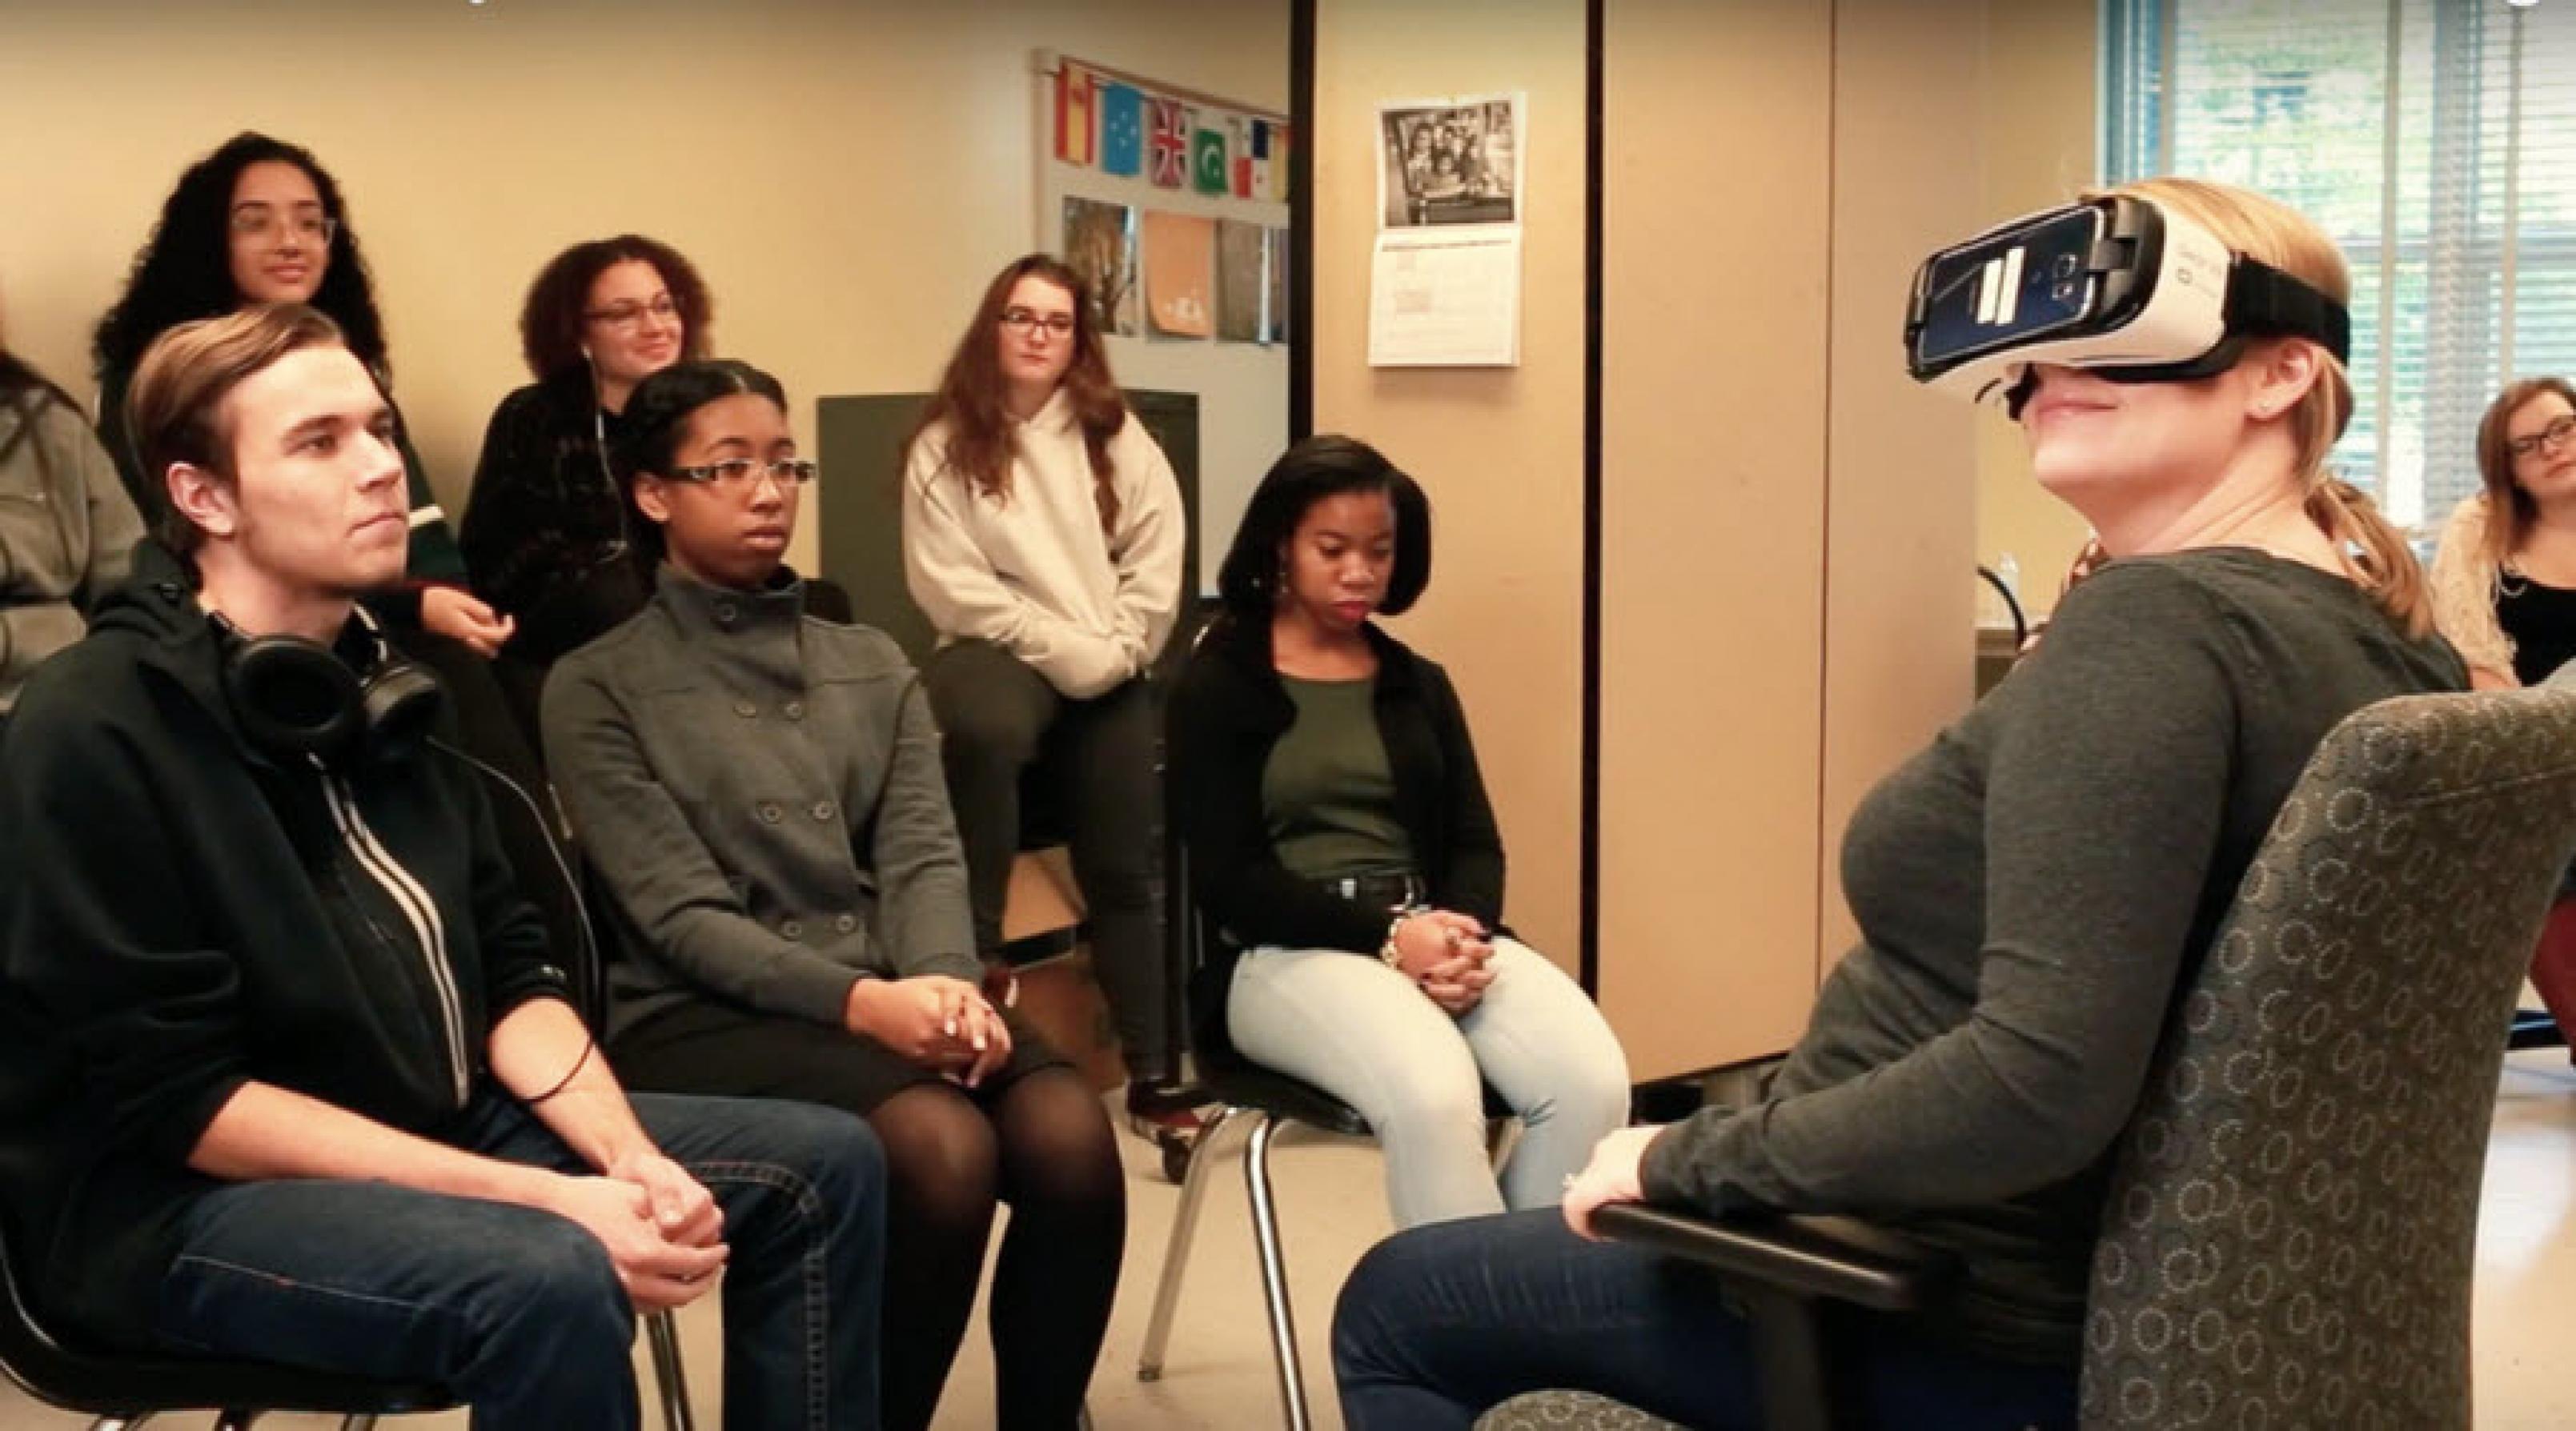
[459,235,712,673]
[900,253,1190,1135]
[90,131,508,655]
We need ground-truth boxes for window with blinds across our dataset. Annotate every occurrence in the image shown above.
[2104,0,2576,531]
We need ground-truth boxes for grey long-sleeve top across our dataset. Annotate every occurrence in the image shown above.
[1,387,144,711]
[543,566,979,1040]
[1639,551,2466,1362]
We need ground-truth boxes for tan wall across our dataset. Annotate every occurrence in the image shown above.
[0,0,1289,579]
[1977,0,2104,615]
[1310,0,2099,1080]
[1816,0,1988,968]
[1598,0,1836,1078]
[1599,0,2081,1080]
[1311,0,1591,963]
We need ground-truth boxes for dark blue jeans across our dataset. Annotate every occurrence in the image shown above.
[1331,1208,2078,1431]
[152,1089,886,1430]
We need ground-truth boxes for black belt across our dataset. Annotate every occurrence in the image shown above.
[1308,870,1426,914]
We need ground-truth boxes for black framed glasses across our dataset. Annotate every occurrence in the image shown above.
[998,307,1076,339]
[668,457,818,487]
[2509,414,2576,461]
[228,207,337,247]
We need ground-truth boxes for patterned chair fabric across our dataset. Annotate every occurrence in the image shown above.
[2080,688,2576,1429]
[1475,1389,1691,1431]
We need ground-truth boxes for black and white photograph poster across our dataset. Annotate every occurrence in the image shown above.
[1376,94,1523,229]
[1370,90,1526,367]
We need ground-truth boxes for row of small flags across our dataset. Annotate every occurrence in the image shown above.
[1054,61,1292,204]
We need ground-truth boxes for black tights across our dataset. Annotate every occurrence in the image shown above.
[870,1068,1126,1431]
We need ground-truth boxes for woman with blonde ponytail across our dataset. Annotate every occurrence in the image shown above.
[1331,178,2468,1430]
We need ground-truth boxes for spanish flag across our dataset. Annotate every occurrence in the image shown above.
[1054,65,1096,166]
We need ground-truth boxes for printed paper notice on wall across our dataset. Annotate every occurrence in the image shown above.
[1367,90,1526,367]
[1142,210,1215,339]
[1367,232,1521,367]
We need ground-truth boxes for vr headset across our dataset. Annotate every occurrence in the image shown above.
[1904,194,2350,416]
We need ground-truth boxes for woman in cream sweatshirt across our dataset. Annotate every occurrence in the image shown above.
[901,253,1190,1132]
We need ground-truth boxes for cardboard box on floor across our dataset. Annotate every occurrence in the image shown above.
[1002,848,1127,1092]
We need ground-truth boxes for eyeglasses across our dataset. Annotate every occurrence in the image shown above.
[998,307,1077,339]
[586,295,680,329]
[228,207,337,247]
[2508,413,2576,460]
[668,457,818,487]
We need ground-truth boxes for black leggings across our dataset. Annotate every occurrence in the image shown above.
[921,639,1171,1081]
[614,1002,1126,1431]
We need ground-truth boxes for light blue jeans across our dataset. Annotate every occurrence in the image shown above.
[1228,936,1631,1229]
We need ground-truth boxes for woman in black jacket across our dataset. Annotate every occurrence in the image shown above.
[461,235,710,672]
[1167,435,1629,1230]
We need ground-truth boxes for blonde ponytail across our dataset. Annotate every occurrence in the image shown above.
[2305,477,2430,636]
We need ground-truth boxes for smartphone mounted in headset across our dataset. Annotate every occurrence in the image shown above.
[1904,194,2349,415]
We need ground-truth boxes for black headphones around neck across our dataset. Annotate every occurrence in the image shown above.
[211,612,447,769]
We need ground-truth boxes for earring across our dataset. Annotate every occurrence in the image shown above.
[580,346,594,363]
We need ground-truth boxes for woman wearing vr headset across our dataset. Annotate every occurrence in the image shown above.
[545,359,1125,1431]
[2430,375,2576,1048]
[1330,177,2464,1429]
[92,131,512,658]
[460,236,711,690]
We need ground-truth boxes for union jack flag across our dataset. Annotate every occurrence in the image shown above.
[1149,98,1191,188]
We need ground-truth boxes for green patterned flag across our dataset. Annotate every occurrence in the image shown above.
[1191,118,1229,195]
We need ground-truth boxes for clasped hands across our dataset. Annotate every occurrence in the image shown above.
[847,973,1013,1088]
[550,1148,727,1312]
[1386,908,1498,1015]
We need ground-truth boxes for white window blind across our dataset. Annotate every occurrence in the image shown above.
[2105,0,2576,530]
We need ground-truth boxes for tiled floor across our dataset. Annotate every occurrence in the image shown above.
[5,1059,2572,1429]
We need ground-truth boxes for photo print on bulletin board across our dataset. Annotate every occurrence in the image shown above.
[1379,96,1520,228]
[1216,218,1266,343]
[1264,226,1291,346]
[1063,198,1141,337]
[1142,210,1215,339]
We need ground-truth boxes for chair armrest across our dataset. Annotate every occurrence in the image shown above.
[1591,1203,1960,1313]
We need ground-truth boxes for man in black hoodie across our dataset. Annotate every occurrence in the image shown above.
[0,304,887,1429]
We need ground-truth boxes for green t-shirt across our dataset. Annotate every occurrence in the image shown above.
[1262,674,1417,880]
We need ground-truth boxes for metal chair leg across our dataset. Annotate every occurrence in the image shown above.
[87,1417,148,1431]
[1138,1103,1251,1379]
[338,1417,379,1430]
[210,1413,254,1431]
[645,1306,696,1431]
[1243,1116,1312,1431]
